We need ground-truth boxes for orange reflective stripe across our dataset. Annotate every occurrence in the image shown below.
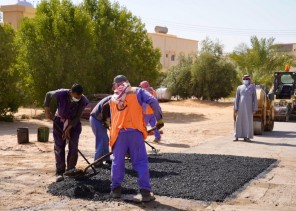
[109,87,147,148]
[144,90,157,115]
[145,105,154,115]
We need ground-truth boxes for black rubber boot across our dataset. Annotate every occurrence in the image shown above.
[140,189,155,202]
[110,186,121,198]
[56,174,64,182]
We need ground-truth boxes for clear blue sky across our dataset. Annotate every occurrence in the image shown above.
[1,0,296,52]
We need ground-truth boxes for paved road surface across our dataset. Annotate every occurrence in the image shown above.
[187,121,296,210]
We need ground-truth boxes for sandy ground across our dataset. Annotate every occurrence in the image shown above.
[0,100,295,210]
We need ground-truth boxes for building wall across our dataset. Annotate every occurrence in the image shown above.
[148,33,198,70]
[0,5,35,30]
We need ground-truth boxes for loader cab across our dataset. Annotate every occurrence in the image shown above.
[274,72,296,99]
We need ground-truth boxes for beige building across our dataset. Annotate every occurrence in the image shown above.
[148,26,198,70]
[276,43,296,71]
[0,0,35,30]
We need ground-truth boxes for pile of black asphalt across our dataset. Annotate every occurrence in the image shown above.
[48,153,276,202]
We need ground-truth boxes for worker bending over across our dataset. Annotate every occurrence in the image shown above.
[90,95,112,166]
[44,84,89,182]
[140,81,161,142]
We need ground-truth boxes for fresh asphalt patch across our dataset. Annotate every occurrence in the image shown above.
[48,153,276,202]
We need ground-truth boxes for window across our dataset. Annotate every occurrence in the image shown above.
[171,55,175,61]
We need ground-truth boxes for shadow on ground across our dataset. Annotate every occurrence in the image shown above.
[249,140,296,147]
[162,111,207,124]
[155,142,191,148]
[259,130,296,139]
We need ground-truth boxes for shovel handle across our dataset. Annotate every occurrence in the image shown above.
[84,127,161,172]
[84,152,113,173]
[144,140,158,151]
[147,126,157,133]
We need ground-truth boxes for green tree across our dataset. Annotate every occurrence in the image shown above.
[16,0,161,105]
[0,24,21,120]
[84,0,161,92]
[191,52,237,100]
[200,37,223,57]
[16,0,95,105]
[163,54,194,98]
[229,36,296,86]
[193,38,237,100]
[163,38,237,101]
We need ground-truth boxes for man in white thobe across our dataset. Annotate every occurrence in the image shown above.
[234,75,258,142]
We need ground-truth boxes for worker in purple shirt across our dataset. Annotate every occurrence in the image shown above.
[109,75,164,202]
[89,95,112,165]
[44,84,89,182]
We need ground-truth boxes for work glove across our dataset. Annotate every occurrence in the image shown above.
[103,121,109,129]
[44,107,53,121]
[156,119,164,130]
[62,125,72,140]
[102,118,111,129]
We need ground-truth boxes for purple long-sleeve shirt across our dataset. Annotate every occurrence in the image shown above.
[90,95,112,121]
[43,89,89,127]
[136,88,162,120]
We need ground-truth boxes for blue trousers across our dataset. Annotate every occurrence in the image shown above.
[89,116,110,161]
[111,129,151,191]
[144,114,161,140]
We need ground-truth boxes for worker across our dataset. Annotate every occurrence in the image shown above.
[44,84,89,182]
[234,75,258,142]
[89,95,112,166]
[139,81,161,142]
[109,75,163,202]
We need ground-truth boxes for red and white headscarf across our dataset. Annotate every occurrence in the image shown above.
[111,81,131,105]
[140,81,154,95]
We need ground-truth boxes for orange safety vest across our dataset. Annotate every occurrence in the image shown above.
[144,90,157,115]
[109,87,148,148]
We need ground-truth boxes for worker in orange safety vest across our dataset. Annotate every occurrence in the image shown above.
[139,81,161,142]
[108,75,163,202]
